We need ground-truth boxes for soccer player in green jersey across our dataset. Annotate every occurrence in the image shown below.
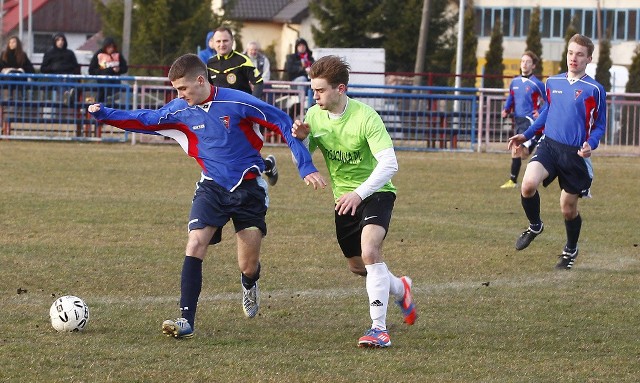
[292,55,417,348]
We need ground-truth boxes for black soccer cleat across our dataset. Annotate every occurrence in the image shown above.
[264,155,278,186]
[555,247,578,270]
[515,224,543,250]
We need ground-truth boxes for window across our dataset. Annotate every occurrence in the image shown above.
[503,8,511,36]
[541,9,551,37]
[522,9,531,35]
[584,10,594,39]
[616,10,627,40]
[629,10,638,41]
[513,8,522,36]
[552,9,562,38]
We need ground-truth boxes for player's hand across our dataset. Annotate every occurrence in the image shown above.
[507,134,526,150]
[578,141,592,158]
[87,104,101,113]
[501,110,508,119]
[292,120,310,140]
[335,191,362,216]
[303,172,327,190]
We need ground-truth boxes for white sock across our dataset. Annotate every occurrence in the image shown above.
[388,269,405,301]
[365,262,390,330]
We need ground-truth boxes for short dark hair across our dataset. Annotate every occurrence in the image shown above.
[308,55,350,88]
[168,54,207,81]
[214,26,234,39]
[569,34,595,57]
[522,50,539,66]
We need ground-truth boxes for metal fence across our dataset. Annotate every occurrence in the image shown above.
[1,73,638,155]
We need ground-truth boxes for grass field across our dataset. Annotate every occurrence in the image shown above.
[0,141,639,382]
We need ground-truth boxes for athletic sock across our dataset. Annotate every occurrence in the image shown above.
[510,157,522,182]
[565,214,582,250]
[241,262,261,290]
[365,262,390,330]
[179,256,203,329]
[387,269,405,301]
[521,191,542,230]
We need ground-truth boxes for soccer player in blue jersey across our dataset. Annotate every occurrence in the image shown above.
[508,34,606,270]
[500,51,545,189]
[88,54,326,338]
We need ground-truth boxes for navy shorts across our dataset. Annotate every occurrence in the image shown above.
[530,136,593,197]
[334,192,396,258]
[188,177,268,245]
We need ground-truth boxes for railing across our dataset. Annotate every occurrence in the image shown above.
[0,73,638,155]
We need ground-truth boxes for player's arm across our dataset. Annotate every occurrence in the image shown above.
[88,103,173,134]
[502,87,515,118]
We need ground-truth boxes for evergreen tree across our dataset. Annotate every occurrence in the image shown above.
[310,0,384,48]
[526,6,543,77]
[625,45,640,93]
[451,0,478,87]
[310,0,456,80]
[559,16,578,73]
[595,35,612,92]
[483,21,505,88]
[621,44,640,145]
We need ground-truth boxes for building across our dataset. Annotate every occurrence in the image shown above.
[473,0,640,79]
[1,0,102,70]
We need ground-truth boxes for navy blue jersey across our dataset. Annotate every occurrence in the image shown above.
[525,73,606,149]
[91,85,317,191]
[504,75,545,119]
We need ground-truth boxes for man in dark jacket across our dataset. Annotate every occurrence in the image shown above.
[284,38,314,82]
[40,33,79,75]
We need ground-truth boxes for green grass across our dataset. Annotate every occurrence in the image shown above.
[0,141,639,382]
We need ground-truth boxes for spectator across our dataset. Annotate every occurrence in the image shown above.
[244,41,270,82]
[88,37,128,104]
[0,35,35,74]
[40,33,80,74]
[40,33,80,103]
[284,38,314,82]
[198,31,216,64]
[0,35,35,99]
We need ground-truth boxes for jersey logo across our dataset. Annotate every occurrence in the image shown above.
[574,89,583,99]
[219,116,230,130]
[226,73,237,84]
[192,124,205,130]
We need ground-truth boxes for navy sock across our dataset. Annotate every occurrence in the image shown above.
[179,256,203,329]
[565,214,582,250]
[241,262,261,290]
[521,191,542,230]
[510,158,522,182]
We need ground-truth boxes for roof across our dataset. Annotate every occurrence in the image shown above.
[227,0,309,24]
[2,0,49,35]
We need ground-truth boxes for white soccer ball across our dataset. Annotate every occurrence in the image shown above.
[49,295,90,332]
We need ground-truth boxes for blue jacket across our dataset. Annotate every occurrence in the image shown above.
[90,85,318,191]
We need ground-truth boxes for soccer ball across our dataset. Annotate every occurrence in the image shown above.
[49,295,90,332]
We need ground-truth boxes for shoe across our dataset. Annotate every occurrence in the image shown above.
[264,155,278,186]
[515,224,544,250]
[161,318,193,339]
[358,328,391,348]
[500,179,517,189]
[555,247,579,270]
[242,282,260,318]
[395,276,416,325]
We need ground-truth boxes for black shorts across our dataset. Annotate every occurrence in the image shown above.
[188,177,268,245]
[530,136,593,197]
[334,192,396,258]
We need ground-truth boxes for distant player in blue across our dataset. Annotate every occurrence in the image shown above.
[508,34,606,270]
[88,54,327,338]
[500,51,545,189]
